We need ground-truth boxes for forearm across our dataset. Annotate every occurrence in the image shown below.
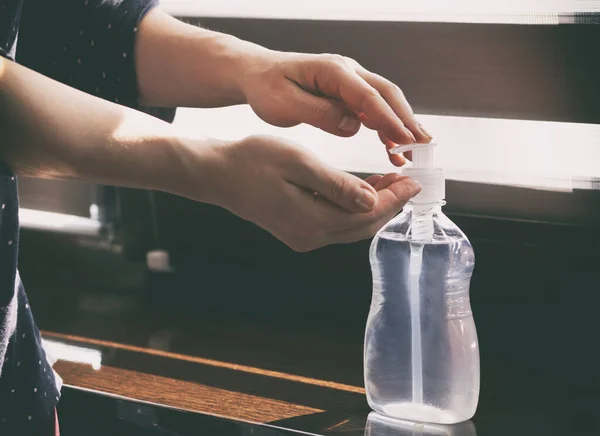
[136,9,270,108]
[0,57,222,202]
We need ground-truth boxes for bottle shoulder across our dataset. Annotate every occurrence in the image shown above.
[374,209,470,245]
[370,210,475,273]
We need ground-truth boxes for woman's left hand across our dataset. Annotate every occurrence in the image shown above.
[241,51,433,166]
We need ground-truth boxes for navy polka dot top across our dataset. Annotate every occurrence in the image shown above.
[0,0,174,432]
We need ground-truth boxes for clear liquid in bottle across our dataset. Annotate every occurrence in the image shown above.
[364,205,480,424]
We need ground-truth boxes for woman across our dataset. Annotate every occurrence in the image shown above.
[0,0,430,433]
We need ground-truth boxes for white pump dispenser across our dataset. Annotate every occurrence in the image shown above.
[390,142,445,206]
[388,142,445,241]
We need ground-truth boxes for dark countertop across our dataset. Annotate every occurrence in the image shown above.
[18,214,600,436]
[57,386,480,436]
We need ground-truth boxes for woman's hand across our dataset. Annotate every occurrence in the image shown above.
[186,134,421,252]
[136,12,431,164]
[241,52,433,166]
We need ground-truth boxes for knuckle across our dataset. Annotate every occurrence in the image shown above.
[394,181,415,202]
[327,53,349,66]
[345,56,361,68]
[360,89,382,109]
[390,82,404,96]
[320,54,353,74]
[368,88,382,99]
[329,176,351,202]
[312,100,334,120]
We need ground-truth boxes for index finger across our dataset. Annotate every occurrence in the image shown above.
[330,68,417,145]
[358,69,433,144]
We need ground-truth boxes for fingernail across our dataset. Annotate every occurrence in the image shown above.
[404,127,417,142]
[394,154,407,167]
[355,188,377,211]
[339,116,359,132]
[418,122,433,140]
[406,178,422,195]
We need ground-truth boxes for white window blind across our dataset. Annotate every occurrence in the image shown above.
[161,0,600,23]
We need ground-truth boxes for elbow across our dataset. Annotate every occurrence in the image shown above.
[0,58,20,171]
[0,56,12,126]
[0,57,9,162]
[0,56,8,109]
[0,56,12,104]
[0,56,7,85]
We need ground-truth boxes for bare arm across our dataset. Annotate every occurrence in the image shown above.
[135,9,258,108]
[0,57,220,202]
[0,56,421,252]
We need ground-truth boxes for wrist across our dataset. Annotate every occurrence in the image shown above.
[168,133,233,207]
[215,33,277,105]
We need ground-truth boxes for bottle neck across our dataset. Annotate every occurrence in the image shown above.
[407,202,443,241]
[407,200,445,215]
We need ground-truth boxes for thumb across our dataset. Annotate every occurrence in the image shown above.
[296,160,379,213]
[287,86,361,137]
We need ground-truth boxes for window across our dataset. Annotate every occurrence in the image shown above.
[166,1,600,192]
[174,107,600,192]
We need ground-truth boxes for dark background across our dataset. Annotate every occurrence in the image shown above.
[15,14,600,435]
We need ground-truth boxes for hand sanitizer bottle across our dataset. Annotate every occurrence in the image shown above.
[364,142,479,424]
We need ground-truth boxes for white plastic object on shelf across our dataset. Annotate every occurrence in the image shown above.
[146,250,173,273]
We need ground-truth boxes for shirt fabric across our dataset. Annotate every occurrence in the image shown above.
[0,0,176,432]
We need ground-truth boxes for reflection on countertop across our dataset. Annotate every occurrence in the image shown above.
[366,412,477,436]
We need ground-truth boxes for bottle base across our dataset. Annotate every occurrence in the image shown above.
[379,402,468,425]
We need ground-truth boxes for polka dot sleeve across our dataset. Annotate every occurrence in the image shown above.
[16,0,176,122]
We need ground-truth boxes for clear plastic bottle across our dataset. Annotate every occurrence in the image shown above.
[364,143,480,424]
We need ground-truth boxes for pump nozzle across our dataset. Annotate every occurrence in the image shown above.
[390,142,437,169]
[389,142,445,204]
